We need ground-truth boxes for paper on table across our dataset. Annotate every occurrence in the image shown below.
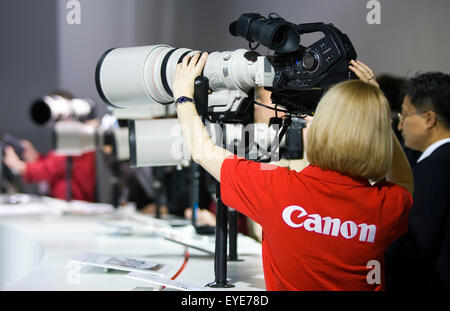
[163,231,215,255]
[126,271,209,291]
[69,252,172,276]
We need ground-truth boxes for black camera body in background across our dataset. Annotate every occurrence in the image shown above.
[0,134,27,193]
[0,134,25,160]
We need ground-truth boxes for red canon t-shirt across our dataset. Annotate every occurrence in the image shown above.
[220,156,412,291]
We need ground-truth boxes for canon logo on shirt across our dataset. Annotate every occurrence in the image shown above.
[282,205,377,243]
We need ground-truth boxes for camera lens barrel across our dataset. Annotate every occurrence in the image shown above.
[96,45,259,108]
[112,127,130,161]
[30,95,95,126]
[53,121,96,156]
[129,118,190,167]
[30,95,71,126]
[96,45,200,108]
[30,98,53,125]
[203,49,257,92]
[302,51,320,73]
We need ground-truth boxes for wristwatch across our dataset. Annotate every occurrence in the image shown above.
[174,96,194,108]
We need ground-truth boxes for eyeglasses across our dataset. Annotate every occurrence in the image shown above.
[397,111,421,123]
[397,110,441,124]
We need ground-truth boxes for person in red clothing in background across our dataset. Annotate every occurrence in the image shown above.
[171,52,414,291]
[3,138,96,202]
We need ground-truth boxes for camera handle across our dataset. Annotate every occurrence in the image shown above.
[294,22,349,52]
[193,76,235,288]
[190,75,210,229]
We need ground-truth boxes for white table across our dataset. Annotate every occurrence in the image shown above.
[0,197,265,291]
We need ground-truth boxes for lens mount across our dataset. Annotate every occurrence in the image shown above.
[302,50,320,73]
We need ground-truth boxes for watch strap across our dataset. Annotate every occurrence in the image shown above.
[175,96,194,108]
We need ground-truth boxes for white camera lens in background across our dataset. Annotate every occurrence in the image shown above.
[128,118,190,168]
[30,95,96,126]
[53,121,97,156]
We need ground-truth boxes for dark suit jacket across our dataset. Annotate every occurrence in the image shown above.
[386,142,450,290]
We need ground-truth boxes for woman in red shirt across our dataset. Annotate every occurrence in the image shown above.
[3,143,96,202]
[172,53,413,290]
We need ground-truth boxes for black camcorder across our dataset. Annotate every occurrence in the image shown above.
[230,13,357,114]
[0,133,25,159]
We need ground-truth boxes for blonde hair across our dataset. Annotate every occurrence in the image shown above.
[306,80,392,181]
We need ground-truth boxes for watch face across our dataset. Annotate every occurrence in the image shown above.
[177,96,192,103]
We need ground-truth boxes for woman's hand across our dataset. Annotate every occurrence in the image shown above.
[172,52,208,100]
[171,51,232,182]
[349,60,380,88]
[21,139,39,163]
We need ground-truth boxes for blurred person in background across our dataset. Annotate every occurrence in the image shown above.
[3,135,96,202]
[2,90,97,202]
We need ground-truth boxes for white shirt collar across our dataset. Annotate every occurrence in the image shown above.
[416,138,450,163]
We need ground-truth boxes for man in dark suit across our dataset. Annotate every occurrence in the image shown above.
[386,72,450,290]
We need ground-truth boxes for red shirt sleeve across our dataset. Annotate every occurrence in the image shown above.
[220,155,290,225]
[393,185,413,238]
[23,152,66,183]
[381,182,413,241]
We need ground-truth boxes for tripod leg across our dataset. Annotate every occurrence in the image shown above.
[228,208,243,261]
[206,183,234,288]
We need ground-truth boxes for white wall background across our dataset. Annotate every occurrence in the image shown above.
[0,0,58,152]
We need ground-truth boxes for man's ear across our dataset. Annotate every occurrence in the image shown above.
[424,110,439,128]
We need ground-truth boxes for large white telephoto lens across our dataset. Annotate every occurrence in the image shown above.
[30,95,95,126]
[53,121,97,156]
[111,127,130,161]
[95,45,259,108]
[128,118,190,167]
